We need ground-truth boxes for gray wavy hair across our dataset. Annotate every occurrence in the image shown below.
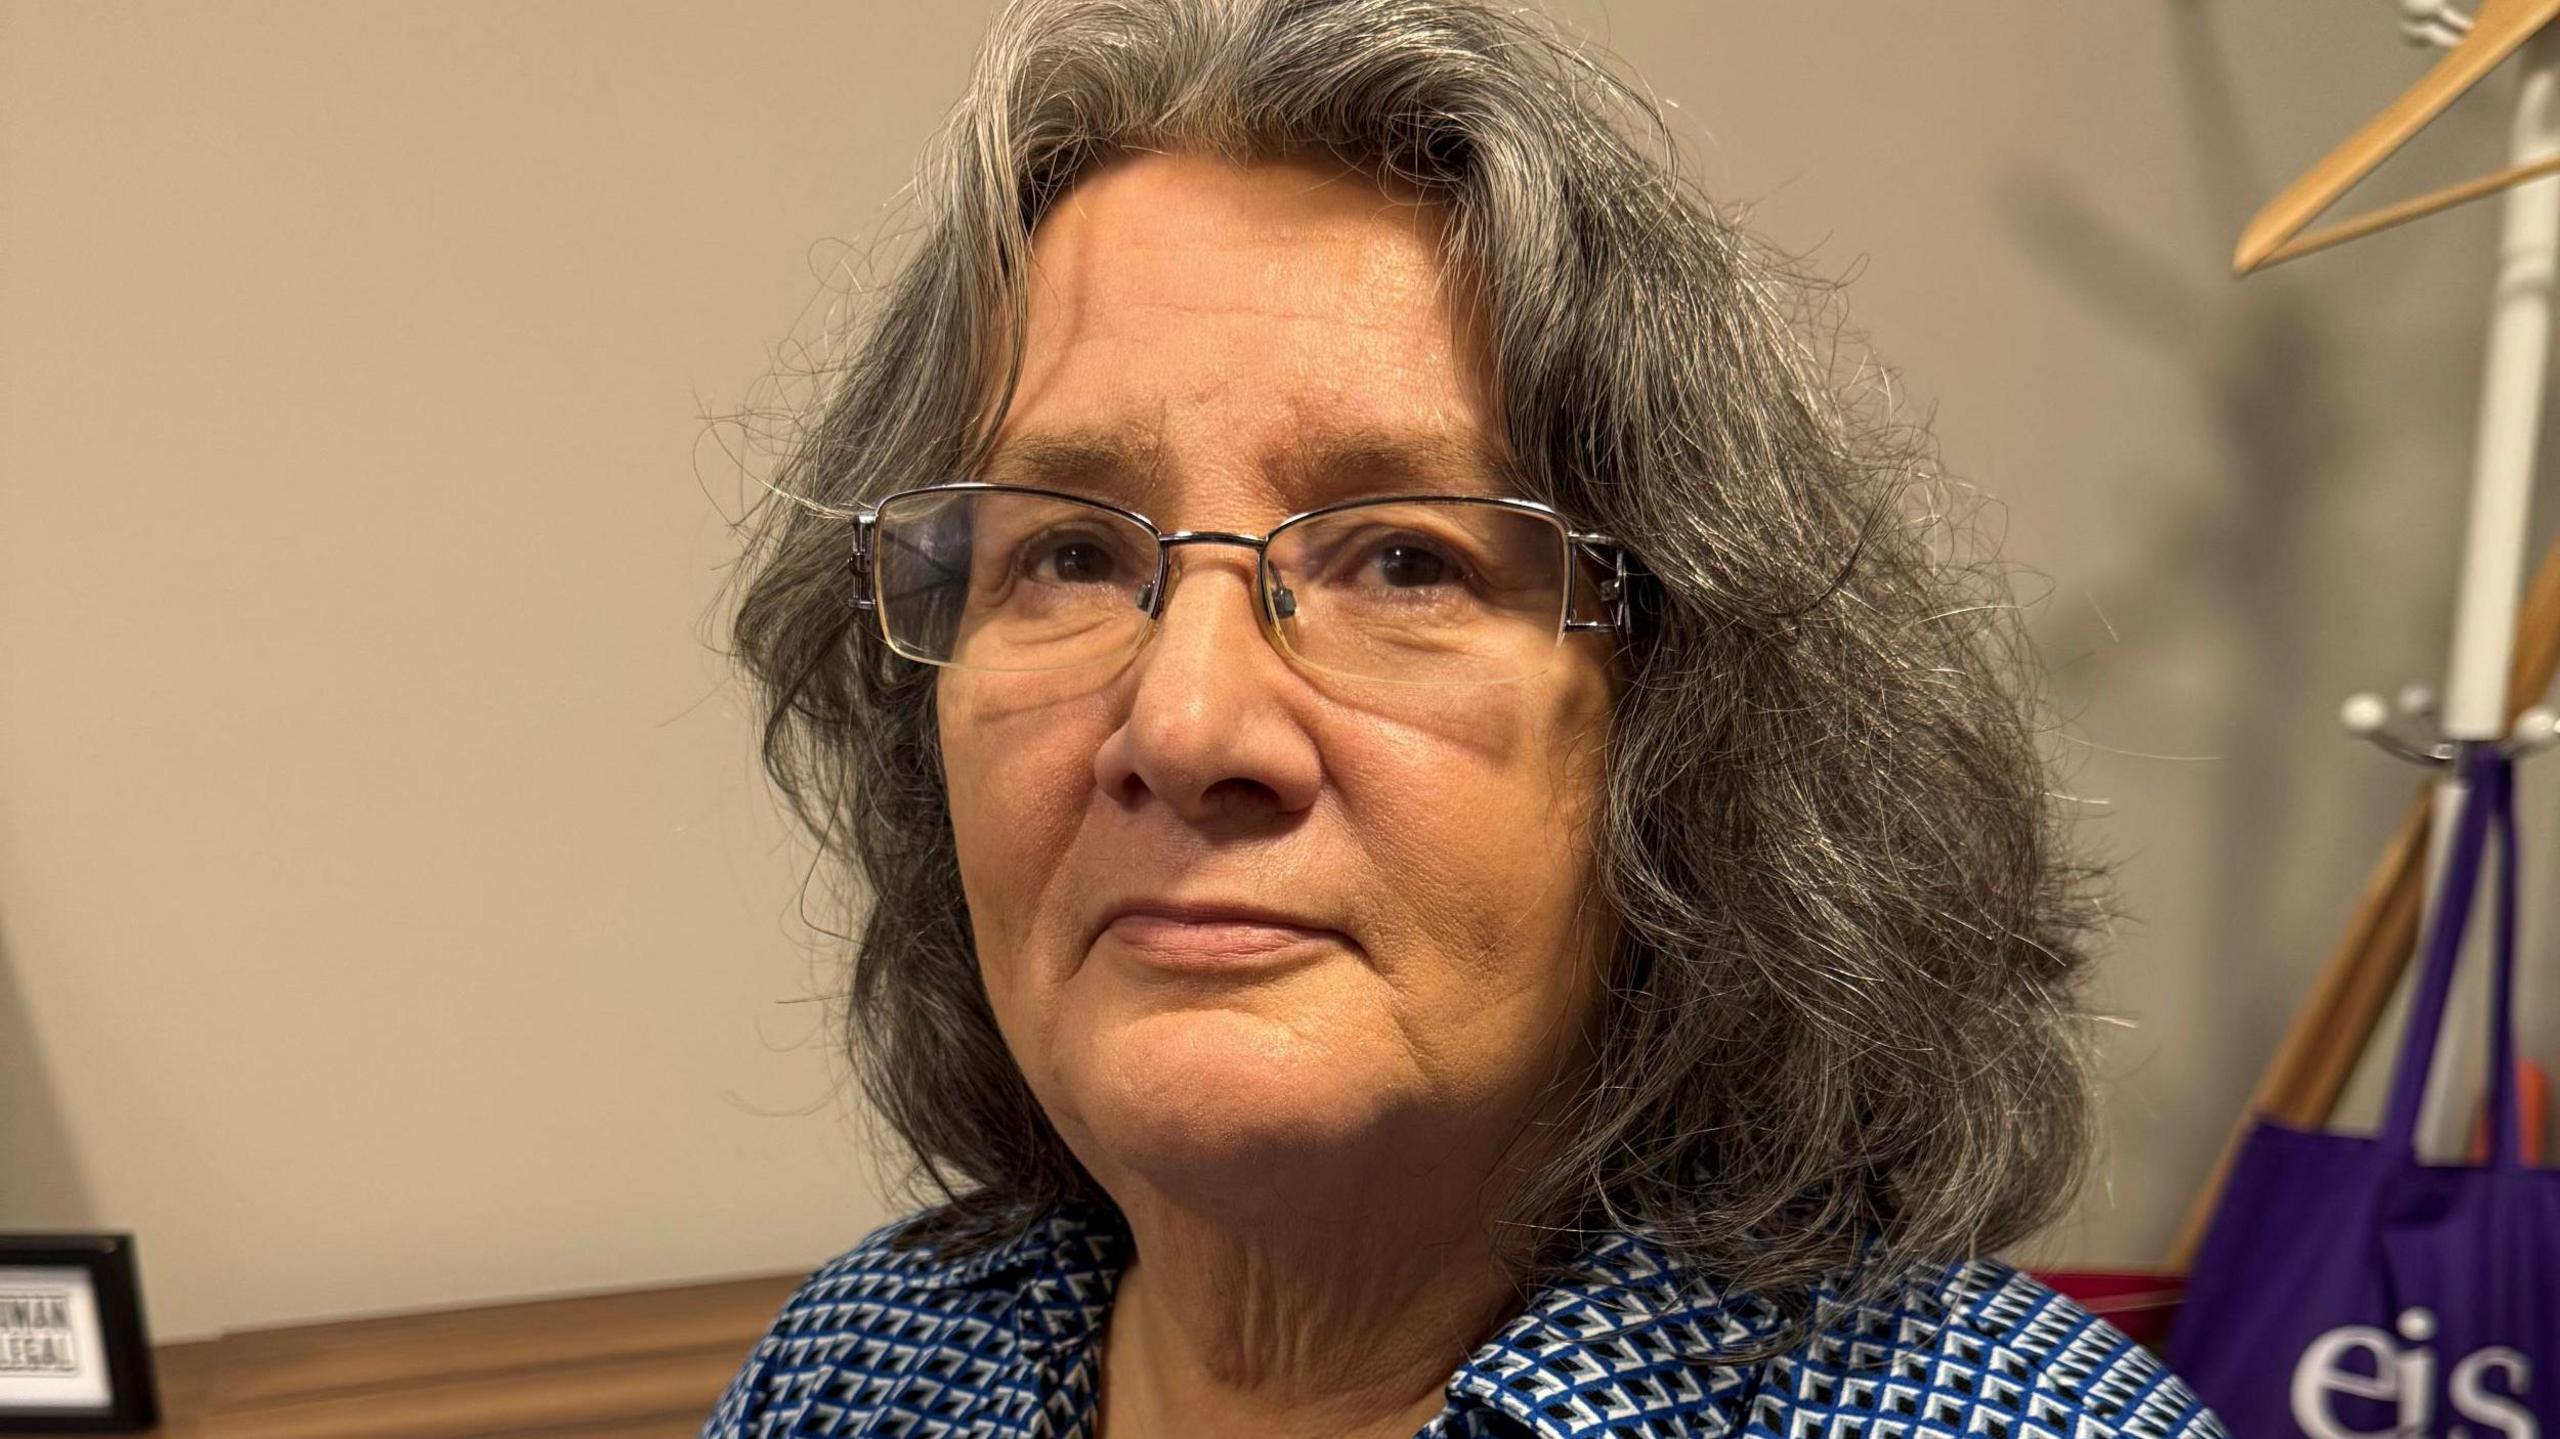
[733,0,2101,1312]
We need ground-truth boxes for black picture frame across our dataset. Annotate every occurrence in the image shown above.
[0,1235,157,1433]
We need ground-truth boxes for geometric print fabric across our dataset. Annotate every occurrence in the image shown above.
[701,1204,2226,1439]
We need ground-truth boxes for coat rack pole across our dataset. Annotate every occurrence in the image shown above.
[2413,25,2560,1157]
[2169,19,2560,1271]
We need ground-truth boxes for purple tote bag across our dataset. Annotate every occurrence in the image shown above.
[2169,747,2560,1437]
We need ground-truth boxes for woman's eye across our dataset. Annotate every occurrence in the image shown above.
[1025,536,1122,584]
[1372,543,1452,588]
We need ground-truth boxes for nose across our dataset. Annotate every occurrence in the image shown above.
[1089,545,1323,828]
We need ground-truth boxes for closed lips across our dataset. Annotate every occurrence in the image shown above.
[1099,904,1345,964]
[1106,902,1333,932]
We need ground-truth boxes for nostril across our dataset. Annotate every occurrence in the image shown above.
[1110,767,1150,805]
[1198,775,1284,820]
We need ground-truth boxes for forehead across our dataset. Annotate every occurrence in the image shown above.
[978,421,1530,515]
[984,151,1518,517]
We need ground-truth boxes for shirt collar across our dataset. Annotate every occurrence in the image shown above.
[1444,1227,1785,1439]
[917,1205,1784,1439]
[898,1202,1129,1349]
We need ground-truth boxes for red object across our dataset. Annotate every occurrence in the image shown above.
[2033,1270,2187,1349]
[2467,1058,2550,1163]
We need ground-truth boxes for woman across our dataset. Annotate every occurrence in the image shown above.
[708,1,2225,1435]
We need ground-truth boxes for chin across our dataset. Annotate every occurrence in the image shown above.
[1055,1006,1401,1199]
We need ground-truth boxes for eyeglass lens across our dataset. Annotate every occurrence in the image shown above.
[871,489,1574,683]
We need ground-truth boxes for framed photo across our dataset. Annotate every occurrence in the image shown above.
[0,1235,157,1433]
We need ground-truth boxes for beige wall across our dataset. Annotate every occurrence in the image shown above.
[5,0,2551,1342]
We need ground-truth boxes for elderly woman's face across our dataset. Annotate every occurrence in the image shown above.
[938,152,1616,1209]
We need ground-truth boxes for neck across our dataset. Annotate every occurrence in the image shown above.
[1096,1186,1523,1439]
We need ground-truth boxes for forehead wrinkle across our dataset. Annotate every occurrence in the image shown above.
[982,420,1527,525]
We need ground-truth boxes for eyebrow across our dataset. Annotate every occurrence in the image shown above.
[976,423,1530,516]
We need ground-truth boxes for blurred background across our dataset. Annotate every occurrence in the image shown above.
[6,0,2558,1346]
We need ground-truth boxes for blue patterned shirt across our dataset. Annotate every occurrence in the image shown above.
[703,1204,2226,1438]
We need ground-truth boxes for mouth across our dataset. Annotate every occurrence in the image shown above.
[1097,902,1345,971]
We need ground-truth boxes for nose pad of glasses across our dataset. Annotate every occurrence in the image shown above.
[1133,580,1159,613]
[1270,584,1297,621]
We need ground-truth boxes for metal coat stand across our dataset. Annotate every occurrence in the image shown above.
[2346,9,2560,1158]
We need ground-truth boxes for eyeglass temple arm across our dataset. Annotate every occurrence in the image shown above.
[1564,533,1631,634]
[850,513,878,610]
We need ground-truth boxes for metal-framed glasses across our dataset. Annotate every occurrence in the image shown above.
[848,483,1633,686]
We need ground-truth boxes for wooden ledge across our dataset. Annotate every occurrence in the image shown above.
[16,1271,803,1439]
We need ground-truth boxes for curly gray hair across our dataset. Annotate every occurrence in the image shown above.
[732,0,2101,1314]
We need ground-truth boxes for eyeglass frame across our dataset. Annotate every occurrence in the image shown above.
[846,482,1635,675]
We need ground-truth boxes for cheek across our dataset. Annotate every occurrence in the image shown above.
[937,678,1108,987]
[1336,678,1613,1025]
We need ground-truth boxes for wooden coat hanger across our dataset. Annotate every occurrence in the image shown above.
[2236,0,2560,273]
